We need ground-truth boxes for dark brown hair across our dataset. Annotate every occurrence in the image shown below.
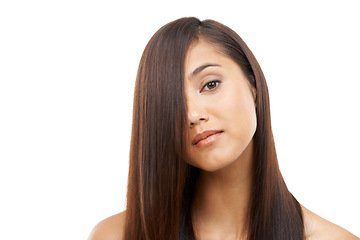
[124,17,304,240]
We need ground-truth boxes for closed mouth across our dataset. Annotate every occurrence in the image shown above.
[192,130,224,146]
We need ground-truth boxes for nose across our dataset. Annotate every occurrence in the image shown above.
[186,96,209,127]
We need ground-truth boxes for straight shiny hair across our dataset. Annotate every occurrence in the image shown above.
[124,17,304,240]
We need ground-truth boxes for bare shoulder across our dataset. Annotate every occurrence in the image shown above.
[302,205,359,240]
[88,211,126,240]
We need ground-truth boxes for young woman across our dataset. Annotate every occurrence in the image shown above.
[89,17,359,240]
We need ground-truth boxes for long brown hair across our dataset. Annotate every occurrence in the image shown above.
[124,17,304,240]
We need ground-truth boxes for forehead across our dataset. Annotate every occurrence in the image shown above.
[184,39,236,75]
[186,39,222,62]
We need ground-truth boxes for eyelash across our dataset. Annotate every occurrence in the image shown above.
[200,80,221,92]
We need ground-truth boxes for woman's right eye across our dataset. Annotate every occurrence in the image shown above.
[200,80,221,92]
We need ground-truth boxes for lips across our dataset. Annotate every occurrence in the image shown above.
[192,130,223,146]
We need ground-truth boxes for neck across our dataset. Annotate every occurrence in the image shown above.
[191,139,254,239]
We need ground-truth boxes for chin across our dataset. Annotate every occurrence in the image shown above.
[187,156,236,172]
[199,164,227,172]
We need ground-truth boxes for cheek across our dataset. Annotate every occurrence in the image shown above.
[223,90,257,142]
[182,132,197,165]
[182,144,201,168]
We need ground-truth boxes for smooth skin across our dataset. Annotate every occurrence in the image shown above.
[88,39,359,240]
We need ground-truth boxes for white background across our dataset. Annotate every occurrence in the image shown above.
[0,0,359,239]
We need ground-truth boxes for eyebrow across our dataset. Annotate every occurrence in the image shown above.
[188,63,221,80]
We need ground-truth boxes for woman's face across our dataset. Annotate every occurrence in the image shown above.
[183,39,257,172]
